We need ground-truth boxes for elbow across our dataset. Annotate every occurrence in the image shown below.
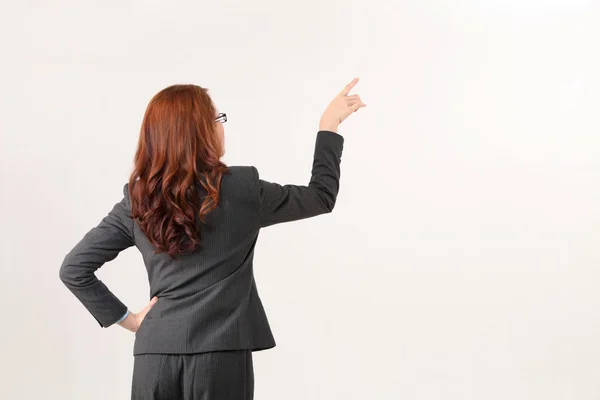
[59,260,73,286]
[325,198,336,213]
[310,183,339,214]
[59,256,86,287]
[319,192,337,213]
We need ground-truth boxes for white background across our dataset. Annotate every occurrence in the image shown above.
[2,0,600,399]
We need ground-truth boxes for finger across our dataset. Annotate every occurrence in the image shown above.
[350,102,365,112]
[348,99,365,108]
[140,297,158,314]
[346,94,359,101]
[340,77,359,96]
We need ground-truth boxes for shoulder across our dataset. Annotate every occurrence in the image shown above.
[223,165,259,185]
[220,166,260,201]
[121,182,132,211]
[226,165,258,176]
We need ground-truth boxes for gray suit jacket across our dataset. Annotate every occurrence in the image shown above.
[59,130,344,355]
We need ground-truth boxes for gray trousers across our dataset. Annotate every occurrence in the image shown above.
[131,350,254,400]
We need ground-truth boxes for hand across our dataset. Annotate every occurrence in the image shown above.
[118,296,158,333]
[319,77,366,133]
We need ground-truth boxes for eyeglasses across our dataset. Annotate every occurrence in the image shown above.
[215,113,227,123]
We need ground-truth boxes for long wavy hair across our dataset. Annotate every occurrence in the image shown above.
[128,84,229,258]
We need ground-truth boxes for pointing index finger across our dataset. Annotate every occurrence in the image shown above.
[340,77,360,96]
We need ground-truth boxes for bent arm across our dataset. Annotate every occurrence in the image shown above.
[254,130,344,228]
[59,189,134,328]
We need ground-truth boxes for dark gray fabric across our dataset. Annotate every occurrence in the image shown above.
[59,130,344,355]
[131,350,254,400]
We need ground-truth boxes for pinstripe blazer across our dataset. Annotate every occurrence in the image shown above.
[59,130,344,355]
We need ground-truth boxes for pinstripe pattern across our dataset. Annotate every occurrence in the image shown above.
[131,350,254,400]
[59,130,344,356]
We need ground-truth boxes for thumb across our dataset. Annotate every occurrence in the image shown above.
[141,296,158,315]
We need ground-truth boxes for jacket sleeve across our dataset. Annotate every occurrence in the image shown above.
[59,184,134,328]
[252,130,344,228]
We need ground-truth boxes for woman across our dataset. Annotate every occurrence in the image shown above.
[59,78,366,399]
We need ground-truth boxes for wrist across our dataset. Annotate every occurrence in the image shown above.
[319,122,339,133]
[118,311,138,332]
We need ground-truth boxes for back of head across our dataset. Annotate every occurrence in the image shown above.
[128,84,229,258]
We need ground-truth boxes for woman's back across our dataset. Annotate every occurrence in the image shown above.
[60,132,345,355]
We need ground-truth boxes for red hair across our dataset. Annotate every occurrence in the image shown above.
[128,84,229,258]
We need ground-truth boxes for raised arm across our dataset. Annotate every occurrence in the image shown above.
[255,131,343,227]
[254,78,366,228]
